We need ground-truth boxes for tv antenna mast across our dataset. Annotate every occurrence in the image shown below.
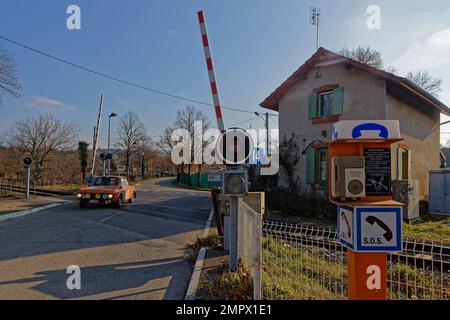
[309,6,321,50]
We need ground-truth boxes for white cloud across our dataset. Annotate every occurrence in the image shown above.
[395,29,450,73]
[25,96,73,113]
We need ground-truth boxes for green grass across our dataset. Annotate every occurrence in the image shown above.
[403,215,450,244]
[389,263,449,300]
[262,236,449,300]
[268,211,450,244]
[262,236,347,300]
[198,260,254,300]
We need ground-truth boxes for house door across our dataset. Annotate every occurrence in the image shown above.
[397,148,411,181]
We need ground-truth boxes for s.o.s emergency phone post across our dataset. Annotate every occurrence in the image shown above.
[329,120,404,300]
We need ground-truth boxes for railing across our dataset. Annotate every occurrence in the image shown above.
[262,220,450,300]
[0,179,79,197]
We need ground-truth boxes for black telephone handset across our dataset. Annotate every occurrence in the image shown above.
[365,216,393,241]
[341,212,351,238]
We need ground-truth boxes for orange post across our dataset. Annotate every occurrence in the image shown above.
[328,121,404,301]
[347,250,387,300]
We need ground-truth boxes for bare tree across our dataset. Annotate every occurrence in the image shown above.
[115,111,146,178]
[6,115,78,182]
[339,46,384,69]
[0,46,21,105]
[407,71,442,97]
[160,105,211,184]
[339,46,443,97]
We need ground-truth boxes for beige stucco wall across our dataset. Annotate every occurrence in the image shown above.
[386,95,441,199]
[277,63,441,200]
[278,63,387,189]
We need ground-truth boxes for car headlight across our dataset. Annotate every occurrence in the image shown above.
[108,194,113,199]
[77,193,82,199]
[95,194,101,199]
[85,193,91,199]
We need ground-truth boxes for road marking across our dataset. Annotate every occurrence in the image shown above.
[144,204,210,214]
[0,201,71,222]
[185,247,206,300]
[100,211,123,223]
[202,208,214,239]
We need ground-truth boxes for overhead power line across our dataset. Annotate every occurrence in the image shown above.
[228,116,259,128]
[0,34,256,115]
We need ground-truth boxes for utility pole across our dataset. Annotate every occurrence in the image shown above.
[310,6,321,50]
[141,151,145,180]
[255,112,271,156]
[107,112,117,176]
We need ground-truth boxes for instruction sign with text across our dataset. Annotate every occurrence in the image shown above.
[364,148,391,196]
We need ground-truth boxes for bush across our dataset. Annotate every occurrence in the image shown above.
[266,188,337,223]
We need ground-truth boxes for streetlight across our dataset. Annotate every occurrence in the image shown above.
[107,112,117,176]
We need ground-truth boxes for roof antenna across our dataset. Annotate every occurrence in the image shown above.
[309,6,321,50]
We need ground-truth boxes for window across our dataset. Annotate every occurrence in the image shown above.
[306,147,329,185]
[318,91,333,117]
[309,87,344,119]
[317,148,328,182]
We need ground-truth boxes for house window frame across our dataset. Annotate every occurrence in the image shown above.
[316,147,328,183]
[317,91,334,117]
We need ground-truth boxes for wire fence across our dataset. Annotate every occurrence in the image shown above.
[0,179,79,198]
[262,220,450,300]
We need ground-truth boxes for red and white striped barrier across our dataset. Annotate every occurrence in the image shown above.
[197,10,225,132]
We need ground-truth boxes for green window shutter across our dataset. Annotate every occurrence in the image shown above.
[332,87,344,115]
[407,149,412,180]
[306,147,315,184]
[324,148,329,183]
[308,93,318,119]
[397,148,403,180]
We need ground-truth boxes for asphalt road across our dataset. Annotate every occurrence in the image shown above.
[0,178,212,300]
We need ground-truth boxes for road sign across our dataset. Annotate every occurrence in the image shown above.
[338,206,354,250]
[356,207,402,252]
[208,173,222,182]
[117,165,126,173]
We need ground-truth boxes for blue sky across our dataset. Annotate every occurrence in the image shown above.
[1,0,450,147]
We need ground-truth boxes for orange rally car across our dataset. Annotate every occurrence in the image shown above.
[77,176,136,208]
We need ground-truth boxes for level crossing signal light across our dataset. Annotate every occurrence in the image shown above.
[23,157,32,167]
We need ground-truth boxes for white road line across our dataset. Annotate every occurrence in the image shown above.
[202,208,214,239]
[145,204,210,214]
[0,201,71,222]
[184,247,206,300]
[100,211,123,223]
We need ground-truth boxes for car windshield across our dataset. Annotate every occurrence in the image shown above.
[93,177,121,186]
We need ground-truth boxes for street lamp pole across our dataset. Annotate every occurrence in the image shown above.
[107,112,117,176]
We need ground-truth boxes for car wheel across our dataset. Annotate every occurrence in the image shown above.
[128,192,136,203]
[116,194,123,208]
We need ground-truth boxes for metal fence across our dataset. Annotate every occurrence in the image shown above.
[262,220,450,300]
[0,179,79,197]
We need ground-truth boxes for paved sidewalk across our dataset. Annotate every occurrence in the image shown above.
[0,195,66,215]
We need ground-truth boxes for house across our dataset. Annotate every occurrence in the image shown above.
[260,48,450,200]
